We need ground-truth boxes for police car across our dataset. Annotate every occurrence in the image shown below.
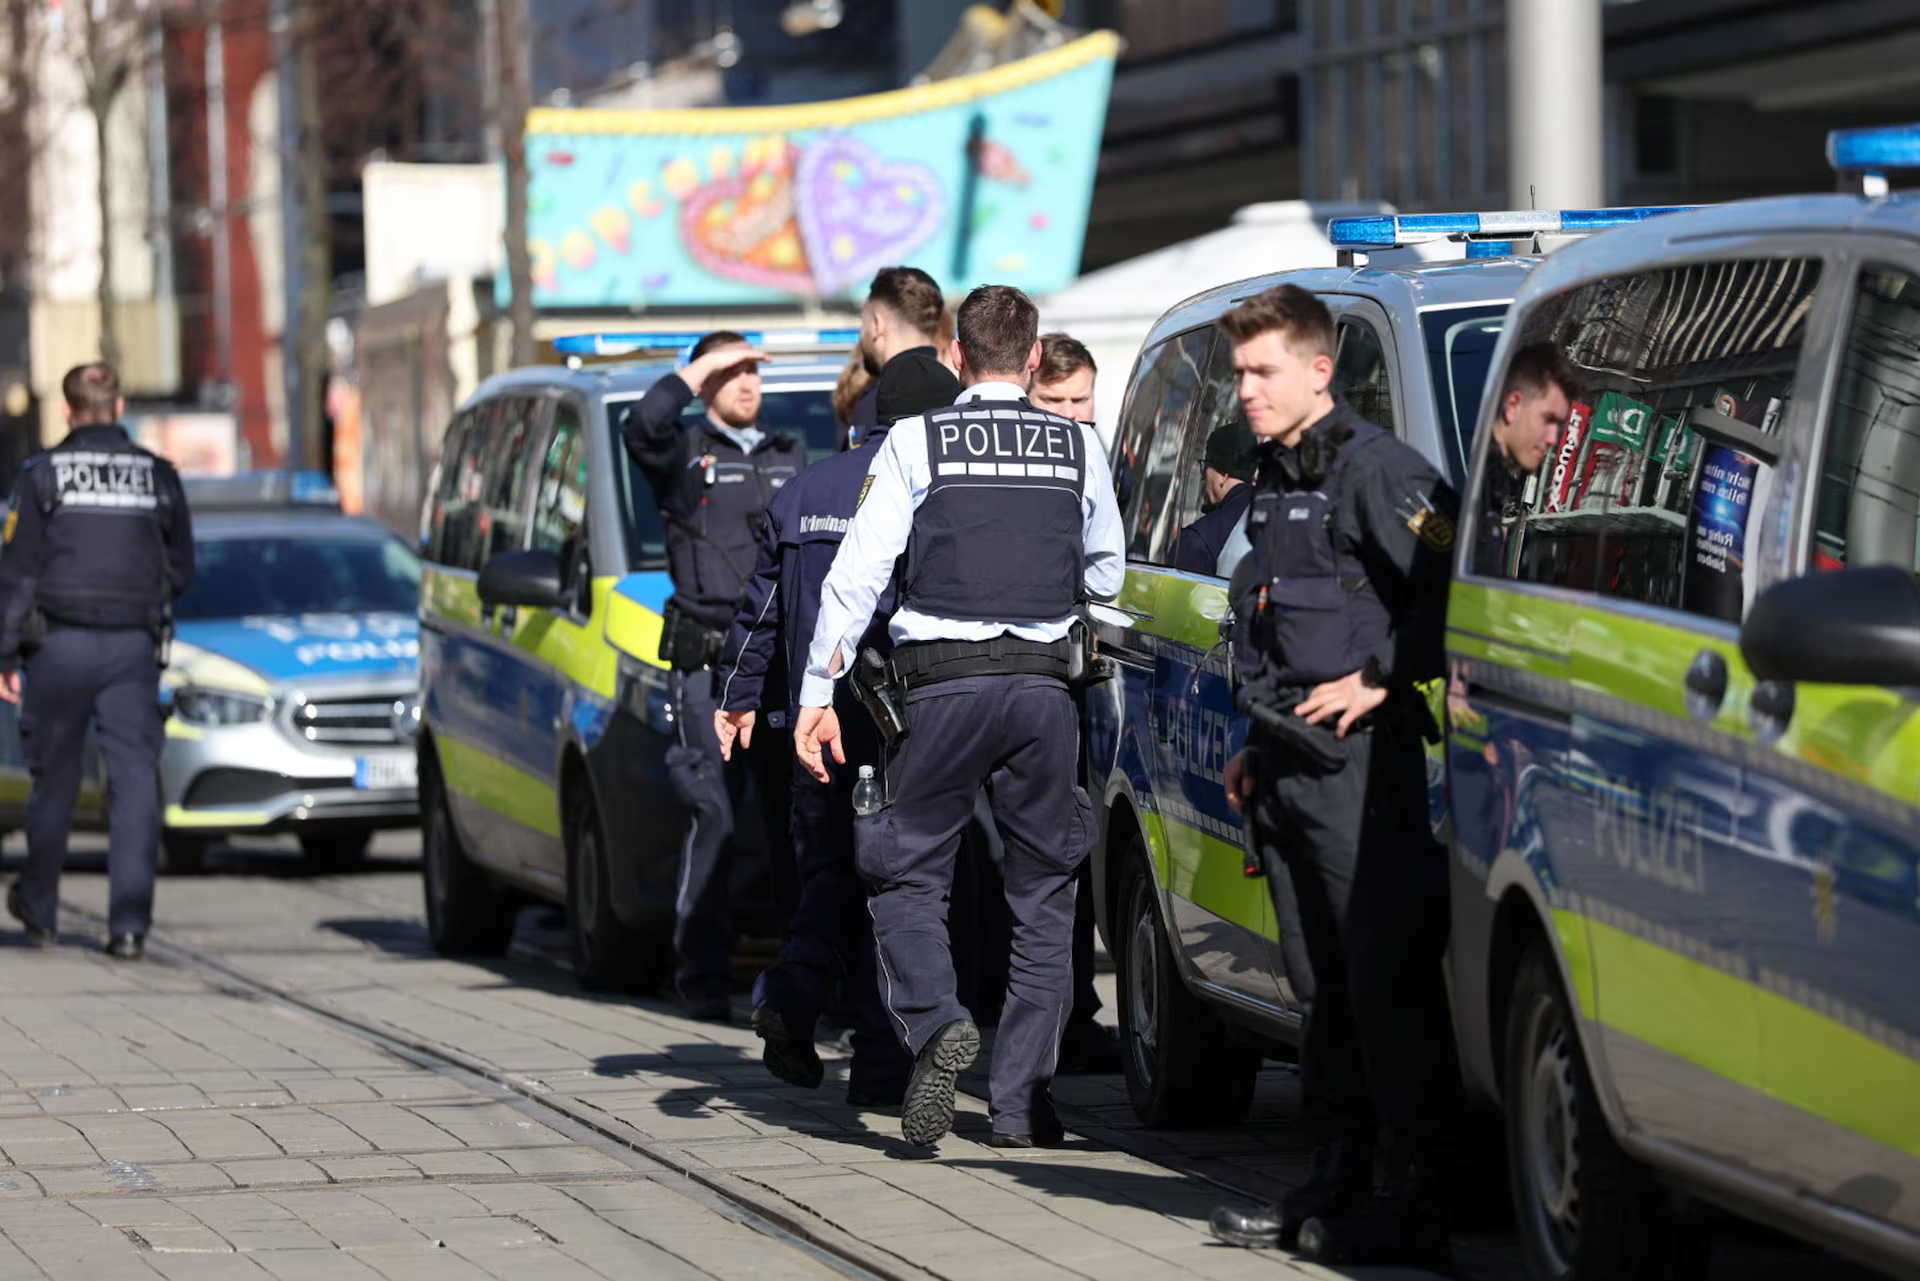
[1444,125,1920,1280]
[159,471,423,873]
[1083,208,1701,1129]
[415,330,846,991]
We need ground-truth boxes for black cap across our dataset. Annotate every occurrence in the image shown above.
[875,348,961,424]
[1205,420,1257,480]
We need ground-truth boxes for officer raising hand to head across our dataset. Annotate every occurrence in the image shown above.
[1,362,192,959]
[794,285,1124,1150]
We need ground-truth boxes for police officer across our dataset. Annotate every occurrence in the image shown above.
[1203,286,1464,1267]
[795,285,1124,1148]
[714,349,960,1106]
[1,362,192,957]
[624,331,805,1020]
[1172,421,1258,576]
[1473,342,1574,576]
[847,266,946,439]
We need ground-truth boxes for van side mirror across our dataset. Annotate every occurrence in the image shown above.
[478,548,568,611]
[1741,565,1920,686]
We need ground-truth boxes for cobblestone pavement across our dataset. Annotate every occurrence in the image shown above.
[15,836,1880,1281]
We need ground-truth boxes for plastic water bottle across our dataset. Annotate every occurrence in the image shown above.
[852,765,883,816]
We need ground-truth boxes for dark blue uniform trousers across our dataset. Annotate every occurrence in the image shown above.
[855,673,1093,1136]
[14,628,163,937]
[667,669,744,1002]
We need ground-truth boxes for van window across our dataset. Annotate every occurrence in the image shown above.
[426,409,471,566]
[1814,266,1920,574]
[532,401,590,593]
[481,397,546,558]
[1166,334,1258,577]
[608,404,669,572]
[1332,315,1396,433]
[1422,305,1508,484]
[1473,257,1822,623]
[439,405,495,572]
[1114,327,1215,563]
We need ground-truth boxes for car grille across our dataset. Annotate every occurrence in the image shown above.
[291,696,409,746]
[186,769,341,807]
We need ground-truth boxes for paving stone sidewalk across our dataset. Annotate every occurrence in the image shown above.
[44,851,1463,1281]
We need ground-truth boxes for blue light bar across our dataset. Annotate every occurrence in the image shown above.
[1466,240,1513,259]
[1328,206,1698,251]
[1827,123,1920,175]
[553,327,860,358]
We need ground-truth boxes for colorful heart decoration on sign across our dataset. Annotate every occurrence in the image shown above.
[793,134,944,296]
[678,144,815,293]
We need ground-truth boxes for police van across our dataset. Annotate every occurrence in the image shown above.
[1083,207,1696,1128]
[415,331,847,991]
[1445,126,1920,1279]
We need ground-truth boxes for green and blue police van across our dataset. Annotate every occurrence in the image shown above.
[414,330,848,991]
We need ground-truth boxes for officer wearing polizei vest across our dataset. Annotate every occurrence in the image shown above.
[0,362,193,958]
[714,349,960,1106]
[1205,286,1466,1267]
[624,331,805,1019]
[795,285,1124,1148]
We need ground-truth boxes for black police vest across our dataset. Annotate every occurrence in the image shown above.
[662,426,803,627]
[32,427,173,631]
[1241,419,1395,686]
[905,398,1084,623]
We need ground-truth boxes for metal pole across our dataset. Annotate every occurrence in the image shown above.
[206,9,233,399]
[272,0,302,471]
[1508,0,1602,210]
[146,12,176,392]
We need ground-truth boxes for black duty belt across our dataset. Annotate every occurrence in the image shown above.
[891,635,1074,691]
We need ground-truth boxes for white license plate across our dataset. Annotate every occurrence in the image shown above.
[354,754,418,791]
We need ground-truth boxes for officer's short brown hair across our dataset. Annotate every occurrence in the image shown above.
[1504,341,1577,402]
[1037,332,1095,384]
[688,329,750,363]
[955,284,1039,377]
[1217,284,1335,359]
[62,362,120,423]
[867,266,944,339]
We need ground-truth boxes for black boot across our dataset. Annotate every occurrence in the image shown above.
[1297,1156,1453,1271]
[1210,1140,1373,1249]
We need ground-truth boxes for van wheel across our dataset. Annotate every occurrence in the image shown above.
[300,830,372,872]
[421,759,515,956]
[567,781,663,994]
[1506,938,1708,1280]
[158,833,211,876]
[1115,832,1261,1127]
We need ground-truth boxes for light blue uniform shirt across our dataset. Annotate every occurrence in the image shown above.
[709,420,764,454]
[800,380,1125,709]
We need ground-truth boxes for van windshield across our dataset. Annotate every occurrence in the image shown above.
[1421,305,1510,484]
[607,385,837,571]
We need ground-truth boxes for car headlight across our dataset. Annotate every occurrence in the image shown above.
[173,686,274,727]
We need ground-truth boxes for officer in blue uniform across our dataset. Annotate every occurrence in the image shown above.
[1,363,193,957]
[624,332,805,1019]
[1204,287,1465,1267]
[714,349,960,1105]
[795,285,1124,1148]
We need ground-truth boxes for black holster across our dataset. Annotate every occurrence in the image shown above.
[658,597,724,671]
[849,647,909,746]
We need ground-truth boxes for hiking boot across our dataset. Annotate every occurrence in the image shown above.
[751,1005,824,1089]
[900,1019,978,1146]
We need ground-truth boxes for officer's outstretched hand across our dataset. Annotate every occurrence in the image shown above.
[1297,670,1388,739]
[0,672,17,705]
[714,709,755,762]
[794,705,844,785]
[1224,750,1254,816]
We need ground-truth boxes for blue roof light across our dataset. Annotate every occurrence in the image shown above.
[553,327,860,359]
[1328,206,1698,252]
[1827,123,1920,188]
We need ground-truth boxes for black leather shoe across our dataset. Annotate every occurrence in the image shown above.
[1056,1018,1122,1075]
[989,1117,1066,1149]
[1209,1202,1285,1249]
[751,1005,824,1089]
[104,933,145,961]
[1296,1162,1453,1271]
[1212,1140,1374,1250]
[901,1019,979,1146]
[6,884,53,946]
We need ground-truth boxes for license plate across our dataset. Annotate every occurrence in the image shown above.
[354,754,418,791]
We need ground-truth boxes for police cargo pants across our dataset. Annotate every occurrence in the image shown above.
[1249,719,1468,1170]
[14,628,164,937]
[855,673,1094,1137]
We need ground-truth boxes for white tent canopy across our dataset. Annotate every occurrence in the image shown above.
[1039,200,1424,445]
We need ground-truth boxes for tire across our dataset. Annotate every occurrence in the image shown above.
[299,830,372,873]
[1505,938,1709,1280]
[566,779,666,994]
[1114,831,1262,1127]
[158,832,212,876]
[420,756,516,956]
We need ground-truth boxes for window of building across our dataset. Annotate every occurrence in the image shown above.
[1113,326,1216,565]
[1814,266,1920,575]
[1472,256,1822,623]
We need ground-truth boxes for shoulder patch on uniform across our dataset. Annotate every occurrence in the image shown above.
[1405,503,1455,550]
[2,510,14,544]
[857,476,874,508]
